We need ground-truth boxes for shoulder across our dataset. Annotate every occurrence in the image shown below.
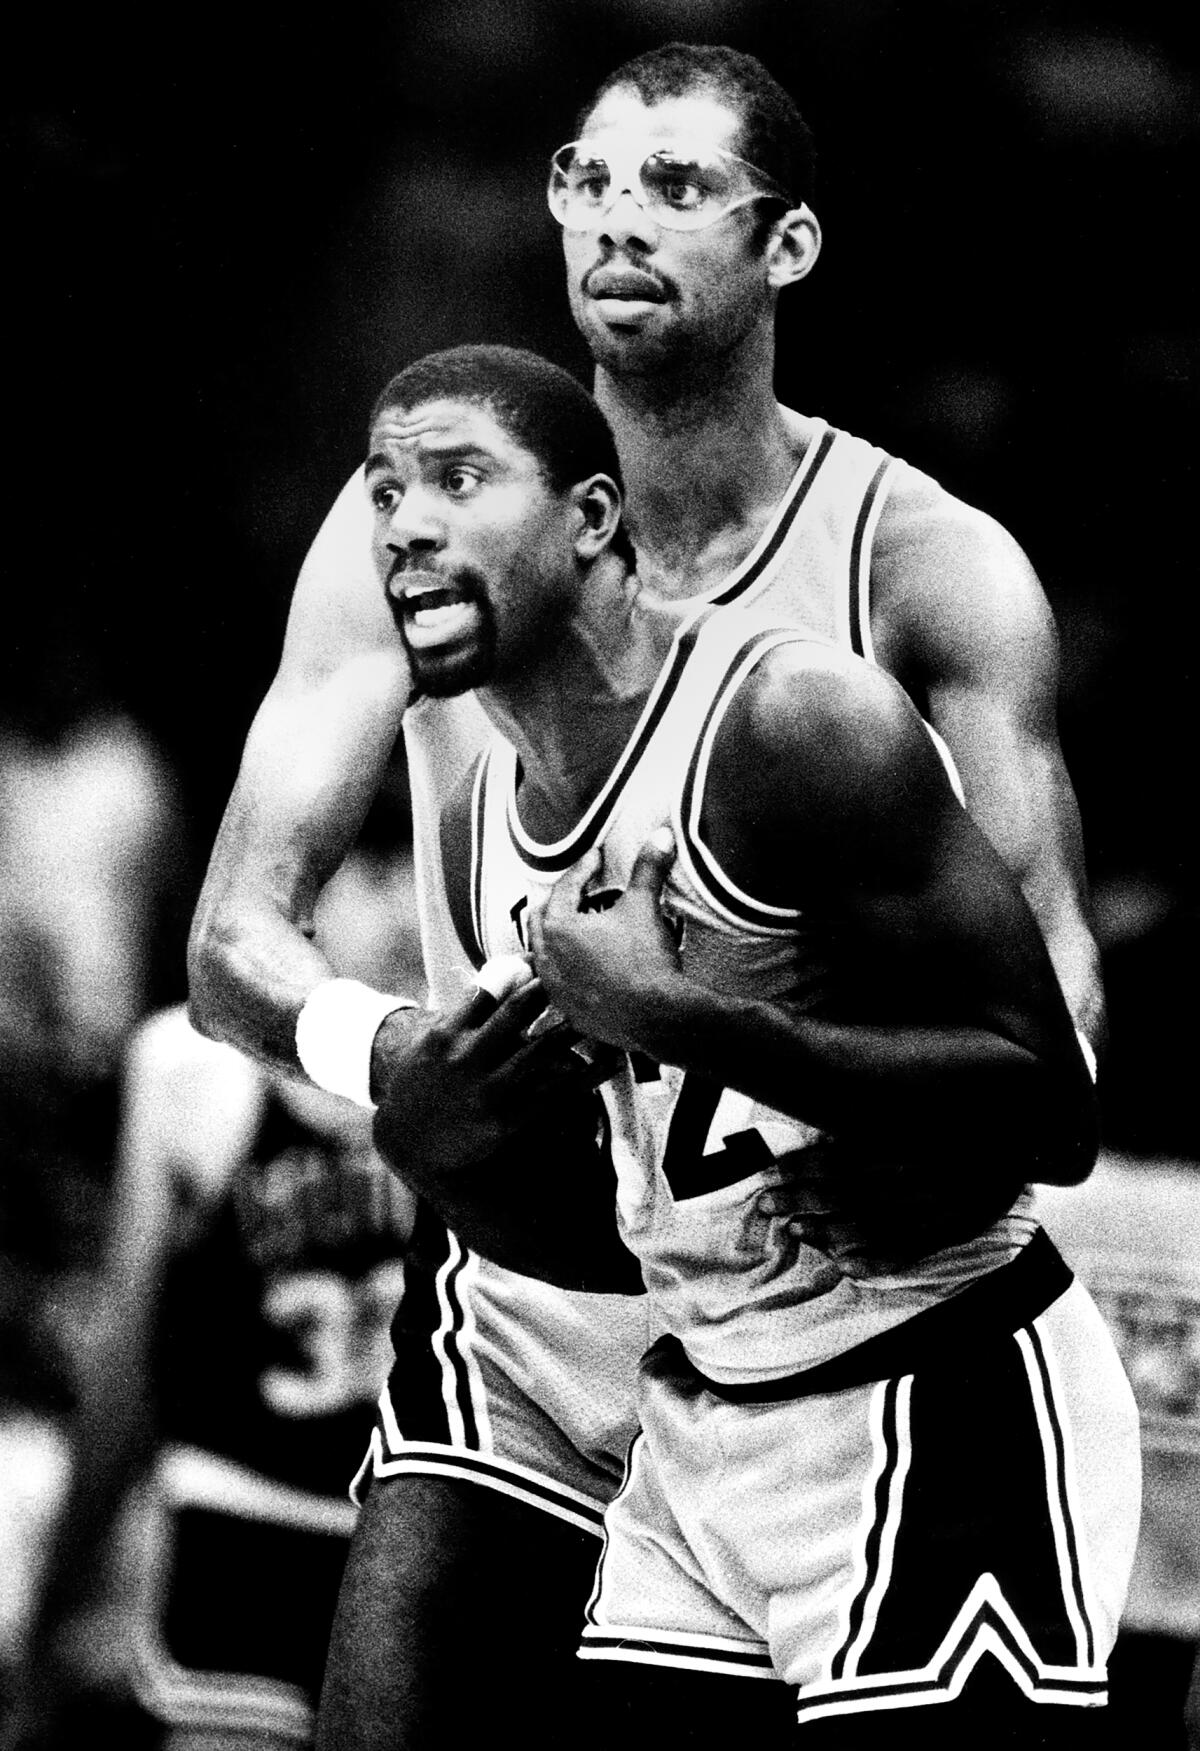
[729,635,946,800]
[871,463,1058,680]
[704,636,962,891]
[275,466,411,698]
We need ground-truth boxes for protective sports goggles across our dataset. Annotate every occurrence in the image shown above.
[547,137,791,233]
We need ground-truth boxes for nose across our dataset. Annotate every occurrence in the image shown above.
[599,186,657,252]
[386,485,446,567]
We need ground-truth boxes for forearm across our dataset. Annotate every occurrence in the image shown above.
[621,975,1097,1185]
[1022,868,1107,1058]
[187,887,333,1070]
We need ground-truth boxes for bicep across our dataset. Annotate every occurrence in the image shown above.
[923,604,1084,903]
[198,467,411,925]
[188,474,412,1048]
[845,802,1065,1045]
[280,467,407,683]
[879,496,1101,1031]
[753,659,1067,1044]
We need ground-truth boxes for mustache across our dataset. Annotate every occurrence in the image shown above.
[581,255,673,301]
[383,554,488,605]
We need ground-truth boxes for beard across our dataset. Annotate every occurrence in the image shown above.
[395,576,499,701]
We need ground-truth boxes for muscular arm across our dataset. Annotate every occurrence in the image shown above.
[532,650,1098,1191]
[187,470,414,1071]
[870,474,1104,1054]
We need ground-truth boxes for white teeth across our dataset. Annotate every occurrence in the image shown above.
[413,605,463,628]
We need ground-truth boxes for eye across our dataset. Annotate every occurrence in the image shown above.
[369,480,402,514]
[663,178,703,209]
[645,156,713,212]
[443,465,482,496]
[570,159,611,204]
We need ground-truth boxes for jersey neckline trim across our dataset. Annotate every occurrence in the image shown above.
[503,607,715,873]
[706,421,835,607]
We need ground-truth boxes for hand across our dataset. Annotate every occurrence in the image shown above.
[528,829,681,1052]
[371,978,640,1292]
[759,1139,1027,1277]
[372,980,601,1184]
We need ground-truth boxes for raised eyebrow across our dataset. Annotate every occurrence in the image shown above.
[409,438,493,462]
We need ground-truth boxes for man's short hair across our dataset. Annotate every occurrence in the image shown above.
[370,344,634,566]
[578,43,816,211]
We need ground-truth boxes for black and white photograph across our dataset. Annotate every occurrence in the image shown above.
[4,2,1197,1746]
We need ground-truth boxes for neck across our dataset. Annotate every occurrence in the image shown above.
[592,322,810,597]
[476,561,680,839]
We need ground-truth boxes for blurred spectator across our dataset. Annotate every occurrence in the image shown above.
[2,776,422,1749]
[1,651,185,1720]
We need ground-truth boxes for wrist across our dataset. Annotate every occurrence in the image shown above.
[620,967,713,1060]
[295,978,417,1109]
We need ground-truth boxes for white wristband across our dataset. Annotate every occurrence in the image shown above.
[1075,1028,1098,1084]
[295,978,416,1109]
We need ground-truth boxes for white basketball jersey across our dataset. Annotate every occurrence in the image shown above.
[443,606,1035,1387]
[403,416,896,1006]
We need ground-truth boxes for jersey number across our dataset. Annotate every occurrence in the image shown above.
[259,1260,407,1418]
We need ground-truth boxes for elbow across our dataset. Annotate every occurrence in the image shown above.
[1026,1072,1100,1189]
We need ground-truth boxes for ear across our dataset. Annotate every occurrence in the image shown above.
[570,474,624,561]
[764,203,822,290]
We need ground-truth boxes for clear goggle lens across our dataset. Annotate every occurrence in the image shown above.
[547,139,788,232]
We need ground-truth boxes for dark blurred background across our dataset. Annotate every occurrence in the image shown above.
[6,0,1198,1154]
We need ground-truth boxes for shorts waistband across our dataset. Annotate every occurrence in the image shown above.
[645,1228,1072,1403]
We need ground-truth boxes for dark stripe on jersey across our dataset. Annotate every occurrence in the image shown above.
[469,750,490,962]
[830,1375,904,1681]
[507,613,709,876]
[648,1230,1071,1401]
[387,1205,479,1448]
[438,754,488,970]
[677,625,806,928]
[708,427,837,607]
[1023,1322,1095,1666]
[847,457,893,659]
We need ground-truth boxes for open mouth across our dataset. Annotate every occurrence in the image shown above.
[394,572,484,651]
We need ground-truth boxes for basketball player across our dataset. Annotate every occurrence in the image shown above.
[10,818,418,1751]
[361,344,1137,1747]
[187,45,1105,1749]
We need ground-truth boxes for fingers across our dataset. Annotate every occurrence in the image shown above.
[490,1034,603,1111]
[449,963,534,1036]
[467,981,555,1069]
[553,846,604,910]
[475,953,536,1002]
[626,825,676,895]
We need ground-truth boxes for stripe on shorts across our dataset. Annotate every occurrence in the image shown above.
[797,1308,1107,1725]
